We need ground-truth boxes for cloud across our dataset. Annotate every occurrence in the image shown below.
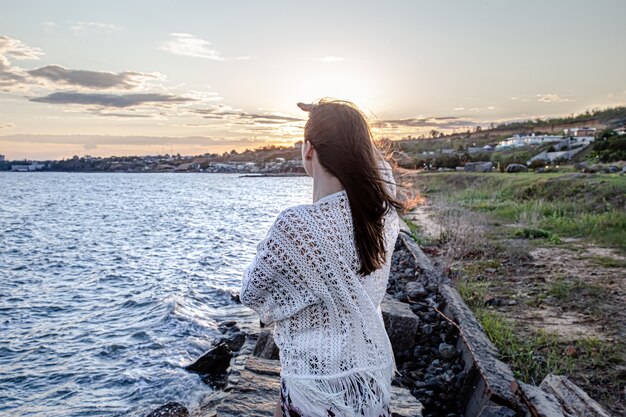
[70,21,124,33]
[27,65,159,90]
[29,92,195,108]
[372,116,478,130]
[0,35,43,60]
[158,33,249,60]
[190,106,304,125]
[536,93,574,103]
[0,133,269,147]
[313,56,346,63]
[0,35,43,92]
[0,123,15,129]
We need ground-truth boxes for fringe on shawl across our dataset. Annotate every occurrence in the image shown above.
[281,363,395,417]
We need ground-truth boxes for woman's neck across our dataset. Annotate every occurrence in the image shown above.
[312,174,344,204]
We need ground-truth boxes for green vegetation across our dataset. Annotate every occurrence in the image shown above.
[415,172,626,253]
[546,276,605,303]
[402,217,434,246]
[477,309,621,385]
[590,130,626,163]
[455,274,622,383]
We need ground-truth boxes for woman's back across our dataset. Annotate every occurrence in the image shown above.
[241,158,400,417]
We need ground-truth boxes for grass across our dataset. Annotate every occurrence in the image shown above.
[402,170,626,414]
[455,274,624,410]
[454,274,623,387]
[585,255,626,268]
[476,309,619,384]
[402,217,435,246]
[544,276,606,315]
[412,172,626,254]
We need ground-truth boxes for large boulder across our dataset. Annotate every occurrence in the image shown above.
[464,161,493,172]
[185,341,232,375]
[252,329,280,360]
[381,294,419,361]
[539,374,611,417]
[505,163,528,173]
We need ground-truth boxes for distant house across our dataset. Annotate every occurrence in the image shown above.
[564,127,596,138]
[496,133,563,150]
[293,140,303,149]
[613,127,626,136]
[0,154,5,162]
[11,162,45,171]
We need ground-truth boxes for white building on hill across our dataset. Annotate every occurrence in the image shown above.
[496,133,563,150]
[564,127,596,138]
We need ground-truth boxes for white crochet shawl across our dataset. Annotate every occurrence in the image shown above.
[240,159,400,415]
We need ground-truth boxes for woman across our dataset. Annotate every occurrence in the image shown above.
[240,98,405,417]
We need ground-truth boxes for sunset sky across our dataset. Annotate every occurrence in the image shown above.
[1,0,625,160]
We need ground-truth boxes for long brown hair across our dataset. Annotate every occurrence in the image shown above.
[304,98,406,276]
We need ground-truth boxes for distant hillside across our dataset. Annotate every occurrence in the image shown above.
[392,106,626,157]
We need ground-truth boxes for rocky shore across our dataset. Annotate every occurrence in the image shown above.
[147,216,612,417]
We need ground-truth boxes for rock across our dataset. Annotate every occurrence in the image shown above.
[393,291,408,302]
[381,294,419,359]
[505,163,528,173]
[464,161,493,172]
[483,294,501,307]
[406,281,428,299]
[185,341,232,375]
[146,402,189,417]
[219,320,237,329]
[516,381,573,417]
[476,404,516,416]
[391,384,425,416]
[223,332,246,352]
[440,284,520,409]
[252,329,280,360]
[214,357,282,417]
[539,374,611,417]
[438,343,458,360]
[218,322,247,352]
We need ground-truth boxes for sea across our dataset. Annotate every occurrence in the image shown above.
[0,172,313,417]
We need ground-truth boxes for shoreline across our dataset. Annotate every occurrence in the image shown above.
[147,214,608,417]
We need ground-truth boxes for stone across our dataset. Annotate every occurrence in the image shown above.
[146,402,189,417]
[438,343,458,360]
[464,161,493,172]
[390,384,425,417]
[406,281,428,299]
[476,404,516,416]
[439,284,520,411]
[185,341,232,375]
[252,329,280,360]
[223,332,246,353]
[214,357,282,417]
[539,374,611,417]
[381,294,420,359]
[505,163,528,173]
[517,381,574,417]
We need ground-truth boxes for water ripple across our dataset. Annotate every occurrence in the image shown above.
[0,172,312,417]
